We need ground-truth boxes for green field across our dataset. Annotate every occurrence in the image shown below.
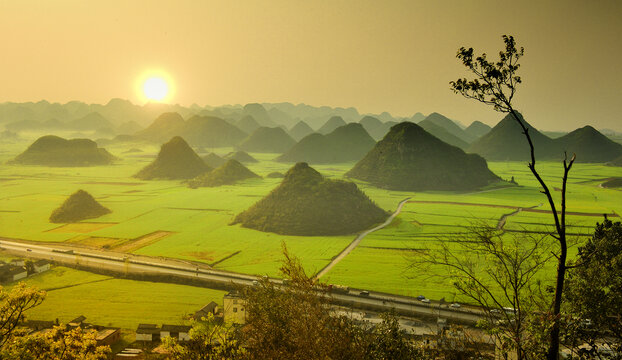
[5,265,226,330]
[2,136,622,319]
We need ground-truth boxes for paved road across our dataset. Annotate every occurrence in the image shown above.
[0,237,484,324]
[314,197,411,279]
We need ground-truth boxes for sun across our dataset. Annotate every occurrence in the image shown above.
[143,76,169,101]
[136,70,175,103]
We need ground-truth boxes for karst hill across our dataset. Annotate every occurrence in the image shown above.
[346,122,500,191]
[232,162,389,236]
[136,112,247,147]
[188,159,260,187]
[134,136,210,180]
[317,116,347,134]
[469,113,622,162]
[237,127,296,153]
[289,121,314,141]
[49,189,111,223]
[224,151,258,163]
[10,135,115,166]
[277,123,375,164]
[202,152,227,168]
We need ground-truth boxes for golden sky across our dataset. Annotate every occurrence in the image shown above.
[1,0,620,130]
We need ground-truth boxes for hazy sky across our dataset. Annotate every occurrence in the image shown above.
[1,0,621,130]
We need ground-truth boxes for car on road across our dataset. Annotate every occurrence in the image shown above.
[26,248,32,252]
[252,280,259,286]
[450,303,461,308]
[417,295,425,300]
[490,309,501,314]
[420,298,431,303]
[359,290,370,296]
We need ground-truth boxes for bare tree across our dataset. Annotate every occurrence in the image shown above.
[450,35,575,359]
[411,226,554,359]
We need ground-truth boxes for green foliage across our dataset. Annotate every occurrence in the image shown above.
[0,283,46,348]
[164,314,245,360]
[277,123,375,164]
[237,127,296,153]
[10,135,115,167]
[188,160,260,188]
[49,189,111,223]
[565,218,622,355]
[241,246,422,360]
[347,122,500,191]
[134,136,211,180]
[233,163,389,235]
[3,324,110,360]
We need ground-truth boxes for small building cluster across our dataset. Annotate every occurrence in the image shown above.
[0,258,51,282]
[22,315,121,347]
[135,324,191,342]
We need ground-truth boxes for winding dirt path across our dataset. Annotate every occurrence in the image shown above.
[314,197,411,280]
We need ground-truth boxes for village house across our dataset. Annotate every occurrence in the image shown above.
[96,328,121,347]
[193,301,219,320]
[160,324,191,341]
[33,259,51,273]
[0,264,27,282]
[135,324,160,342]
[223,291,246,325]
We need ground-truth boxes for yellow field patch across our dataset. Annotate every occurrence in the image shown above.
[111,231,173,253]
[66,236,128,248]
[48,222,117,233]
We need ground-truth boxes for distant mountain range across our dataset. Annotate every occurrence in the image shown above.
[2,99,621,163]
[468,113,622,163]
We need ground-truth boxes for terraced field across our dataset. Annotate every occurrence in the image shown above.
[2,136,622,310]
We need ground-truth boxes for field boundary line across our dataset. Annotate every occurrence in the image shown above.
[313,197,410,280]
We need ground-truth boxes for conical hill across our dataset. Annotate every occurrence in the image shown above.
[224,151,258,163]
[11,135,115,166]
[49,189,111,223]
[238,127,296,153]
[202,152,227,168]
[188,159,260,187]
[346,122,499,191]
[134,136,210,180]
[465,121,491,139]
[468,113,557,161]
[232,162,389,236]
[277,123,375,164]
[556,126,622,163]
[317,116,347,134]
[289,121,314,141]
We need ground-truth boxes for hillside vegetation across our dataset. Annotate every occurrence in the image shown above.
[238,127,296,153]
[347,122,499,191]
[188,159,260,188]
[233,162,388,236]
[277,123,375,164]
[134,136,210,180]
[49,189,111,223]
[10,135,115,166]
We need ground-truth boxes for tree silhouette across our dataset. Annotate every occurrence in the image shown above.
[450,35,575,360]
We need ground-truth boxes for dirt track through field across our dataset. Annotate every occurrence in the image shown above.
[313,197,410,280]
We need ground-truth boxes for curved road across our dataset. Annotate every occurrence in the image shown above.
[314,197,411,280]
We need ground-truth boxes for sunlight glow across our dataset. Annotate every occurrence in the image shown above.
[143,77,168,101]
[136,70,175,103]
